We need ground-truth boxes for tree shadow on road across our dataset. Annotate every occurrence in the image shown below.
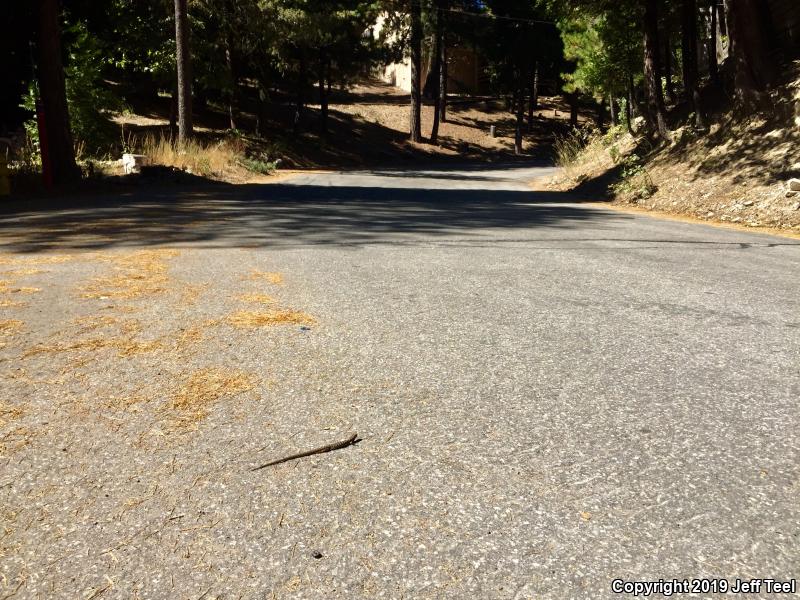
[0,178,631,253]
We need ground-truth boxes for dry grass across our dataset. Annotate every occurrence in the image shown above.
[0,280,41,296]
[245,270,284,285]
[226,309,316,328]
[171,319,220,352]
[71,315,119,333]
[0,426,36,456]
[236,293,276,304]
[0,320,24,336]
[141,135,247,178]
[104,394,149,413]
[0,299,27,308]
[1,243,317,447]
[80,249,179,300]
[116,338,164,357]
[552,126,634,185]
[180,283,209,306]
[23,336,162,358]
[0,255,72,266]
[167,368,258,427]
[0,401,24,427]
[23,319,162,359]
[0,269,48,277]
[104,304,139,314]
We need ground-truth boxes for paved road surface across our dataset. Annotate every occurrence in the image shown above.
[0,164,798,598]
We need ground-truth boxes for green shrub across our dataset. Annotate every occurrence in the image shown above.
[22,21,123,158]
[611,154,656,200]
[602,124,625,145]
[238,156,278,175]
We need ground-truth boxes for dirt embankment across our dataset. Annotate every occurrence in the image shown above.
[543,62,800,234]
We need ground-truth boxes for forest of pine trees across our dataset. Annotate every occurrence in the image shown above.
[1,0,797,182]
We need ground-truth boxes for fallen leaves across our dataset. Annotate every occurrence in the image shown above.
[0,320,24,337]
[225,309,315,328]
[180,282,209,306]
[236,293,276,304]
[0,299,28,308]
[0,425,37,456]
[23,336,162,359]
[166,368,258,428]
[79,249,180,300]
[0,268,48,277]
[0,261,50,305]
[245,269,284,285]
[9,252,317,439]
[0,254,72,266]
[22,318,163,359]
[0,400,24,427]
[0,280,40,296]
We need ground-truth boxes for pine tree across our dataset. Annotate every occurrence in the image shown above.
[174,0,193,143]
[409,0,423,142]
[642,0,670,140]
[36,0,79,184]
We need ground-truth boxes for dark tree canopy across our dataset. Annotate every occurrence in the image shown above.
[3,0,797,177]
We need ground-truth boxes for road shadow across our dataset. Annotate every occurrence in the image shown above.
[0,179,626,253]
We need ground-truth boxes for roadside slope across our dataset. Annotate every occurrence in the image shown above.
[544,61,800,234]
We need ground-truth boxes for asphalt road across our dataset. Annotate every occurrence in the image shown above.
[1,164,798,599]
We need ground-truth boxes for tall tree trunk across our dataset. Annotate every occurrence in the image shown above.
[708,0,719,83]
[174,0,192,144]
[169,82,178,139]
[526,76,534,131]
[629,72,639,118]
[626,79,635,135]
[682,0,706,128]
[527,62,538,131]
[318,52,329,134]
[597,98,607,129]
[514,84,525,155]
[643,0,671,140]
[439,34,447,122]
[409,0,422,142]
[727,0,777,107]
[294,57,306,134]
[422,52,435,98]
[36,0,79,185]
[430,5,442,144]
[223,0,239,130]
[256,87,267,137]
[610,97,618,127]
[664,21,675,104]
[568,93,579,127]
[225,44,240,130]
